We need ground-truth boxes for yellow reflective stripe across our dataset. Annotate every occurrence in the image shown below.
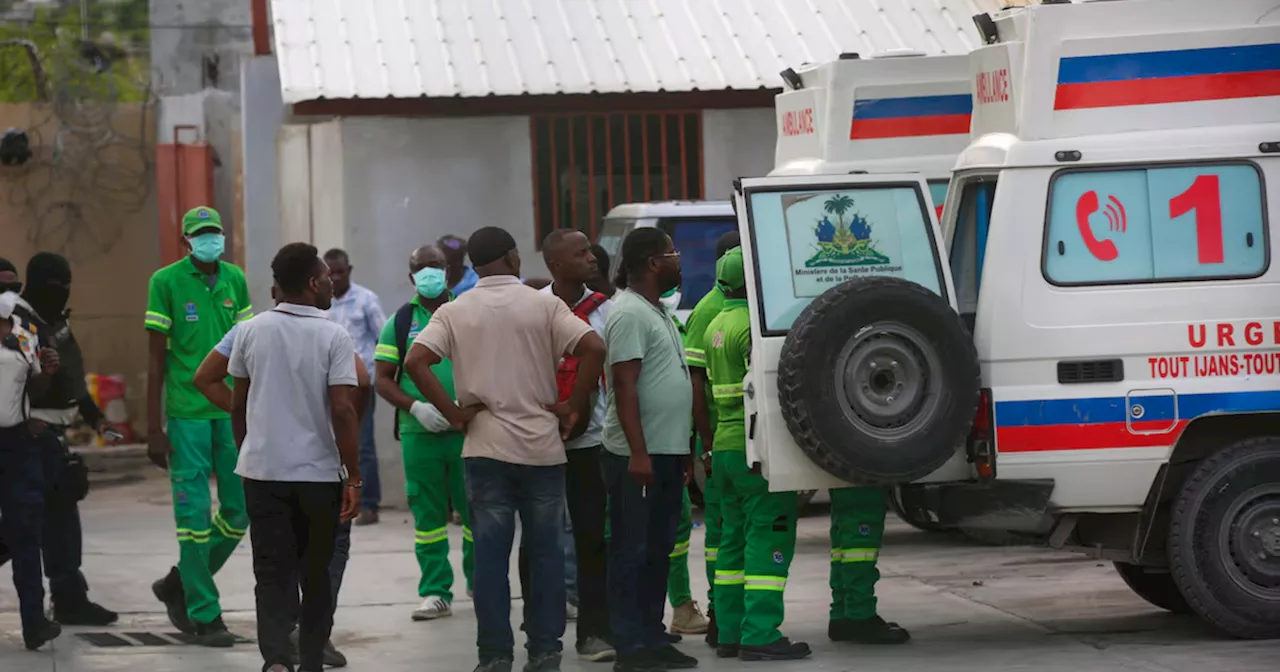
[744,575,787,591]
[145,311,172,331]
[714,569,744,585]
[685,348,707,367]
[705,547,719,561]
[237,305,253,316]
[374,344,400,362]
[415,527,449,545]
[669,540,691,558]
[840,548,879,563]
[712,383,744,399]
[462,526,473,543]
[213,513,246,539]
[177,528,211,544]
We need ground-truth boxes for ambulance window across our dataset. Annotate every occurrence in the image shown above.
[659,217,738,309]
[949,178,996,323]
[1044,163,1267,285]
[927,181,949,221]
[746,184,944,335]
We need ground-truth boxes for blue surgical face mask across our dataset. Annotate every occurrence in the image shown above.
[189,233,225,263]
[413,266,448,299]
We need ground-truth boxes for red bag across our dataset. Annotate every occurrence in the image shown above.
[556,292,608,403]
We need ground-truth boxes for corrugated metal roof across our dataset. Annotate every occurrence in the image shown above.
[271,0,988,104]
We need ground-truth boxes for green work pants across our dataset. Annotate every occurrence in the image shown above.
[403,431,473,602]
[167,417,246,625]
[828,487,886,620]
[667,489,694,607]
[712,445,798,647]
[699,434,721,607]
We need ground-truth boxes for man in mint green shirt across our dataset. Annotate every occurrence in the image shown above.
[601,228,696,671]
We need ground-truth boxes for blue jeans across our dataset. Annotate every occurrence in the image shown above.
[602,453,685,656]
[358,397,380,511]
[0,425,47,634]
[466,457,566,663]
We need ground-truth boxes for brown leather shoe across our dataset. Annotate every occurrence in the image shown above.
[354,510,379,526]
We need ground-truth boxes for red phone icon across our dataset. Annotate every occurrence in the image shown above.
[1076,190,1118,262]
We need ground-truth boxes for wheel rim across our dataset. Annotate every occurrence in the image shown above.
[1220,485,1280,599]
[833,321,941,441]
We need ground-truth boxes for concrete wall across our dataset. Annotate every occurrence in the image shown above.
[150,0,254,97]
[240,55,285,312]
[702,108,777,199]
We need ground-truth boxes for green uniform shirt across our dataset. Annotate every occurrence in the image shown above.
[705,299,750,450]
[145,257,252,419]
[682,286,724,369]
[374,295,458,436]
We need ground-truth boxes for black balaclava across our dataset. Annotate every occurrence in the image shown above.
[24,251,72,320]
[0,257,19,295]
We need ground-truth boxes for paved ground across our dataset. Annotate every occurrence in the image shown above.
[1,473,1275,672]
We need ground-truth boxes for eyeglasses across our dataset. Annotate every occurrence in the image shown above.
[653,251,681,260]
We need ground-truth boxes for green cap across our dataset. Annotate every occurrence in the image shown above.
[181,206,223,236]
[716,246,746,292]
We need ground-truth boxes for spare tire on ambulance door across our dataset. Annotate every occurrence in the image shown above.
[777,276,981,486]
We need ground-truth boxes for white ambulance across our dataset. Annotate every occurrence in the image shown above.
[736,0,1280,638]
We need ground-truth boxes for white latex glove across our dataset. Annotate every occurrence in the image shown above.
[410,401,453,433]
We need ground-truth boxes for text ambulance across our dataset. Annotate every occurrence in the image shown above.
[736,0,1280,639]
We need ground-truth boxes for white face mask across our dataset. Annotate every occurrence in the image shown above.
[659,289,681,313]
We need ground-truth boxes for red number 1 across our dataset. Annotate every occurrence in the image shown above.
[1168,174,1224,264]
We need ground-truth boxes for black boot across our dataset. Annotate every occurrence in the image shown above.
[24,618,62,651]
[738,637,811,662]
[152,566,195,634]
[715,644,739,659]
[193,615,237,648]
[831,615,910,644]
[704,608,718,648]
[53,599,119,626]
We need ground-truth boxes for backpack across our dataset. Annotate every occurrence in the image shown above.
[556,292,608,403]
[391,301,417,440]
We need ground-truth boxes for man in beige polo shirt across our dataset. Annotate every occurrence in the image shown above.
[403,226,606,672]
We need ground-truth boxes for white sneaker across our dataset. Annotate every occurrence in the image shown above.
[566,601,578,621]
[412,596,453,621]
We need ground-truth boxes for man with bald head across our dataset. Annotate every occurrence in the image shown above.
[374,244,474,622]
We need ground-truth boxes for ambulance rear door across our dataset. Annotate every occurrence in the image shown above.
[735,173,981,492]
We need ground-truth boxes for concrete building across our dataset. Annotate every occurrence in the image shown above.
[242,0,986,506]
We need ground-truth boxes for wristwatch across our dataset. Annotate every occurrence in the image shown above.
[346,481,363,489]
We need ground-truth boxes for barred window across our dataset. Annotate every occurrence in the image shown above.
[532,112,702,244]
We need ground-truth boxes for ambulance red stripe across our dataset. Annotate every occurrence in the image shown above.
[996,419,1191,453]
[1054,70,1280,110]
[848,113,972,140]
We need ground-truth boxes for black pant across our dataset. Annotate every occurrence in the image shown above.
[0,427,88,607]
[602,453,685,656]
[518,446,611,645]
[245,479,341,672]
[0,425,46,635]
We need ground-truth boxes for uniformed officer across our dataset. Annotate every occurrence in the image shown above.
[13,252,119,626]
[705,248,810,661]
[827,487,910,643]
[373,244,473,622]
[144,206,252,647]
[0,284,62,650]
[682,231,739,646]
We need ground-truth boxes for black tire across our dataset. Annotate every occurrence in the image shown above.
[777,277,980,486]
[887,486,952,532]
[1168,437,1280,639]
[1114,562,1191,614]
[958,527,1035,546]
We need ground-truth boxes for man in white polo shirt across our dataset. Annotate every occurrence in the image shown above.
[228,243,361,672]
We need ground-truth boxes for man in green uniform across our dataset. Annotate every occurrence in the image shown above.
[706,248,809,662]
[145,206,252,647]
[828,488,910,643]
[683,231,738,646]
[373,244,473,622]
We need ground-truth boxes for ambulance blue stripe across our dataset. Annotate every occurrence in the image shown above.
[996,390,1280,427]
[852,94,973,119]
[1057,43,1280,84]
